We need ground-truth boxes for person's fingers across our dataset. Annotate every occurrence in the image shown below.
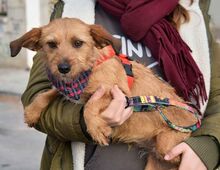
[111,85,126,102]
[101,99,124,123]
[110,107,133,126]
[101,85,131,126]
[89,86,105,101]
[164,143,186,160]
[122,107,133,121]
[104,85,126,119]
[178,143,207,170]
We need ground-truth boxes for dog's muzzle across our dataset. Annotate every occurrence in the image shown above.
[58,62,71,74]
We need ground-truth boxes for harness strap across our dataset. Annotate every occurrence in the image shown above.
[95,45,134,89]
[118,54,134,89]
[126,95,201,133]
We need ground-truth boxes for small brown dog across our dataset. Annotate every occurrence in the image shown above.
[10,18,198,170]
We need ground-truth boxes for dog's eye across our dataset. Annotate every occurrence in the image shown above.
[73,40,83,48]
[47,41,57,49]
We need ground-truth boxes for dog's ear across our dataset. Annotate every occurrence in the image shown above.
[10,28,42,57]
[90,24,121,54]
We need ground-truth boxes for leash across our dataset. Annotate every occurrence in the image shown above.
[126,95,201,133]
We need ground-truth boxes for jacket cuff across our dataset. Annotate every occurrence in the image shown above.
[79,107,93,142]
[185,136,219,170]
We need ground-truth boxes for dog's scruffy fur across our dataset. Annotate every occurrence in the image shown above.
[10,18,197,170]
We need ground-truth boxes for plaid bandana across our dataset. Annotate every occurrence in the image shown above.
[47,68,91,101]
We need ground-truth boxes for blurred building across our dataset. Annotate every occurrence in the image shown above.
[0,0,50,68]
[210,0,220,41]
[210,0,220,28]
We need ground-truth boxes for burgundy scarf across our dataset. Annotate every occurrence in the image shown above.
[98,0,207,107]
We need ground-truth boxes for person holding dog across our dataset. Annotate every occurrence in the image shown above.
[21,0,220,170]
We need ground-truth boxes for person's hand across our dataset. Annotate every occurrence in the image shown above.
[89,85,133,127]
[164,142,207,170]
[101,85,133,126]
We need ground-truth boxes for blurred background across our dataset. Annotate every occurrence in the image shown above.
[0,1,51,170]
[0,0,219,170]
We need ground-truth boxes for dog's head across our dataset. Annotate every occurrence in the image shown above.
[10,18,121,80]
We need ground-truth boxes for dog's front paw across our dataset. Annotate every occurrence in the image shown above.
[24,105,41,127]
[84,113,112,145]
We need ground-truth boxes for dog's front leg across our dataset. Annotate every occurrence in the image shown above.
[24,89,58,127]
[84,94,112,145]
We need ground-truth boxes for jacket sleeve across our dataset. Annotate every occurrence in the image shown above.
[199,6,220,147]
[186,39,220,170]
[186,40,220,170]
[185,1,220,169]
[197,41,220,146]
[21,53,90,142]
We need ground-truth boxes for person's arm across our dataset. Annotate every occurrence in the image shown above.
[185,40,220,170]
[21,53,90,142]
[185,1,220,169]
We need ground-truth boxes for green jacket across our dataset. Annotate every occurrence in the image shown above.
[21,0,220,169]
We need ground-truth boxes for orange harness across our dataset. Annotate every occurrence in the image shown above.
[118,54,134,89]
[95,45,134,89]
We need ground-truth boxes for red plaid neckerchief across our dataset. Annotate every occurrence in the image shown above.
[47,45,134,101]
[47,68,91,101]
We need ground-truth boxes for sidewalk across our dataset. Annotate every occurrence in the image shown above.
[0,68,45,170]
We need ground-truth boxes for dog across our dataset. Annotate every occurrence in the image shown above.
[10,18,199,170]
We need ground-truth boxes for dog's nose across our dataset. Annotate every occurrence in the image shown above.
[58,63,71,74]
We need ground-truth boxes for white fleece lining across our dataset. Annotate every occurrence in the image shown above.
[179,0,211,114]
[62,0,96,24]
[62,0,210,169]
[71,142,86,170]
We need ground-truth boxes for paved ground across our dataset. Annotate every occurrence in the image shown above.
[0,68,45,170]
